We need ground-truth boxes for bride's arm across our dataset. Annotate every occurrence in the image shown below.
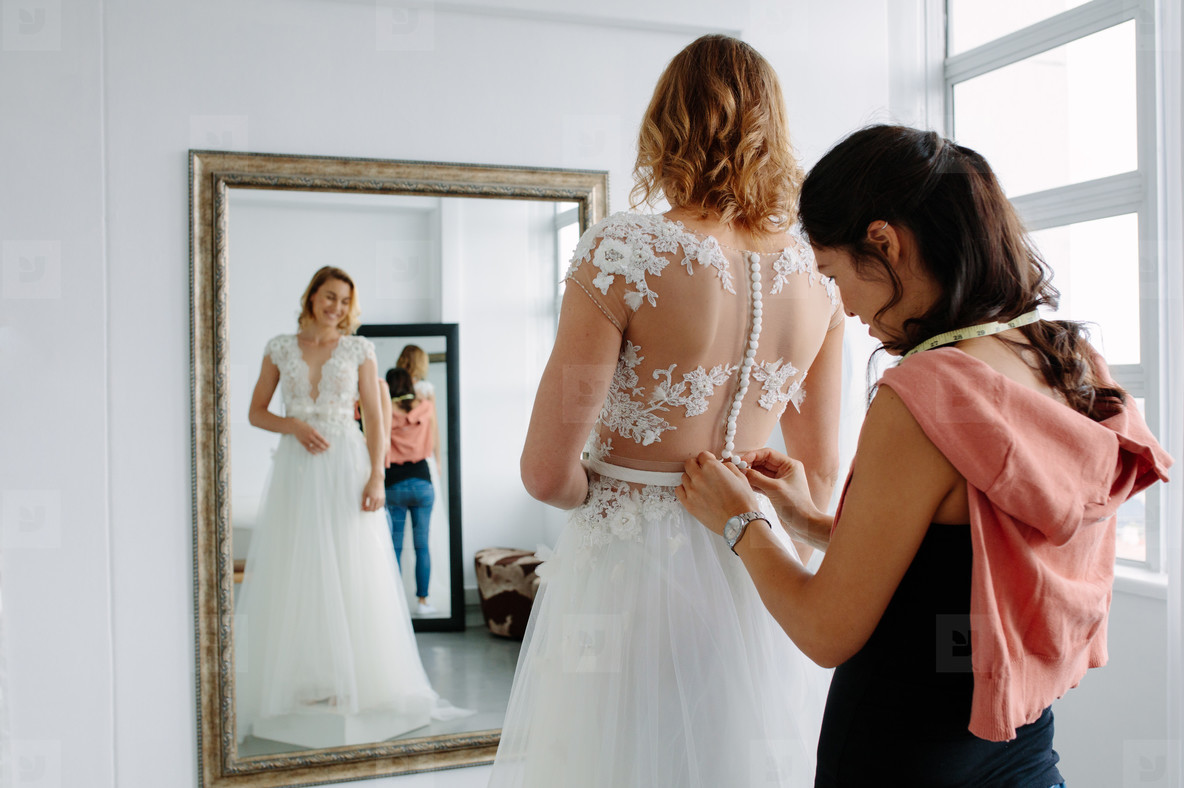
[358,356,387,511]
[777,318,844,559]
[378,379,393,465]
[430,405,441,467]
[521,284,621,509]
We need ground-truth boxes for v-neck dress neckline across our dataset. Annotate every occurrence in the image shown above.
[296,335,344,404]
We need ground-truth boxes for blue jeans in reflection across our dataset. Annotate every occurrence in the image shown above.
[385,477,434,599]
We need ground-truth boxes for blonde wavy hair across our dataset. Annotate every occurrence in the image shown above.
[631,34,803,237]
[297,266,362,334]
[396,344,429,381]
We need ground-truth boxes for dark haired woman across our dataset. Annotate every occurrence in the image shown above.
[490,35,839,787]
[679,125,1172,786]
[384,366,438,616]
[235,267,440,743]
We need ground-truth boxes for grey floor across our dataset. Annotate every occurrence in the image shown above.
[237,624,523,758]
[414,627,523,736]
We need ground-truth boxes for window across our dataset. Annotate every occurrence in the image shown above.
[942,0,1162,567]
[554,203,581,325]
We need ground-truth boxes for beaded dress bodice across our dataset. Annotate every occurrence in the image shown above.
[567,212,841,475]
[265,334,376,435]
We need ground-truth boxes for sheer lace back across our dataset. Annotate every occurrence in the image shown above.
[566,212,841,474]
[265,334,376,433]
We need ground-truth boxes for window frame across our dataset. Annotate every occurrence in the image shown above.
[940,0,1163,570]
[554,204,582,328]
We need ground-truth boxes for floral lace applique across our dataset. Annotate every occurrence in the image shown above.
[266,335,302,402]
[678,234,735,294]
[595,236,667,310]
[769,248,810,295]
[651,362,739,418]
[598,342,667,447]
[600,341,738,447]
[569,475,682,549]
[265,334,374,420]
[583,433,614,463]
[567,214,831,459]
[752,359,807,413]
[567,213,738,316]
[770,231,840,305]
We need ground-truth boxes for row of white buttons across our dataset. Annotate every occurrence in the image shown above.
[721,250,763,471]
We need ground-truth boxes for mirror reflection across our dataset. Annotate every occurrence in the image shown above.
[224,186,579,757]
[233,266,452,753]
[372,333,453,622]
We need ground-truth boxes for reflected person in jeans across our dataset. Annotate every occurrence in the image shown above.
[384,367,439,616]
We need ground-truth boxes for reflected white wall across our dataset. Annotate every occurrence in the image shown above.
[450,199,560,563]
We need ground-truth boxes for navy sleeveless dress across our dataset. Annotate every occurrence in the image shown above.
[815,524,1065,787]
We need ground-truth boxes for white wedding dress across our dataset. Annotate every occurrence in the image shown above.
[490,213,841,787]
[235,333,438,746]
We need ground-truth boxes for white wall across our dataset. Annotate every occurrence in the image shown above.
[1054,585,1169,786]
[0,2,114,787]
[0,1,898,787]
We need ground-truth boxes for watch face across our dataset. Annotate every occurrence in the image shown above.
[724,516,742,542]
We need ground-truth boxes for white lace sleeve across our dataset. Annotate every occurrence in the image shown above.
[351,336,377,367]
[264,334,293,367]
[563,213,641,332]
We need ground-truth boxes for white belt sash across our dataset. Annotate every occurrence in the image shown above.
[582,458,685,487]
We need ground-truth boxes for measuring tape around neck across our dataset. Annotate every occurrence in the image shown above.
[902,310,1041,359]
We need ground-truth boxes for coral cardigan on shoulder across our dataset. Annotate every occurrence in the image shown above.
[867,348,1172,741]
[387,399,435,466]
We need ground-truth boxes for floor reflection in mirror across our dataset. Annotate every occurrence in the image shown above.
[237,628,522,758]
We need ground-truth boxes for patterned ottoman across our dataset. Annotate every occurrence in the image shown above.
[474,548,543,639]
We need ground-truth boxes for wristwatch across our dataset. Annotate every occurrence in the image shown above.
[723,511,766,554]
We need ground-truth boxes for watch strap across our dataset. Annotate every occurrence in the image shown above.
[726,511,765,554]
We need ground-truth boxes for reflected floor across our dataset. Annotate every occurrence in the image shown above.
[238,626,523,757]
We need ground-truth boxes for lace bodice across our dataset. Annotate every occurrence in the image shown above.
[566,212,841,473]
[265,334,376,433]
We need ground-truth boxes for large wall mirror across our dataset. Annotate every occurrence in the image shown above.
[191,150,607,786]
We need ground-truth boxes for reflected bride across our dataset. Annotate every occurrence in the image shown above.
[234,266,441,749]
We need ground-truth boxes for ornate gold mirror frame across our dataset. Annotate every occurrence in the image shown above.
[190,150,608,787]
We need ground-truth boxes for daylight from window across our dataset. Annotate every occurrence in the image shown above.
[947,2,1155,563]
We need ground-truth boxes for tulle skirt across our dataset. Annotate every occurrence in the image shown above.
[489,471,830,787]
[234,423,437,738]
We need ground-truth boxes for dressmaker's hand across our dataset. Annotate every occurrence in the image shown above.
[362,476,385,512]
[676,452,762,536]
[292,420,330,454]
[738,448,820,537]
